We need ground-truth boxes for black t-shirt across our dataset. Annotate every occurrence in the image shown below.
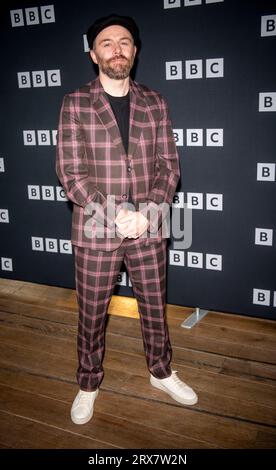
[105,91,130,154]
[105,91,134,206]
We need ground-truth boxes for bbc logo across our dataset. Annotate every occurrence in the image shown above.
[32,237,72,254]
[18,70,61,88]
[10,5,55,27]
[166,59,224,80]
[28,185,68,201]
[169,250,223,271]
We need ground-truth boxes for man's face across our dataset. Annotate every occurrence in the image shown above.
[90,25,137,80]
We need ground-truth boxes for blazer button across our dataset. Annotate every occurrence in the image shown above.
[122,194,128,199]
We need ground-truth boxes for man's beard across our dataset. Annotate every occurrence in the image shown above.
[96,54,134,80]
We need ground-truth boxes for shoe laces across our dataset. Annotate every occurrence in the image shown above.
[78,391,93,405]
[170,370,189,391]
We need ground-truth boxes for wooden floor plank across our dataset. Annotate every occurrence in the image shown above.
[1,278,275,335]
[1,303,275,367]
[108,316,276,364]
[106,332,276,384]
[0,338,275,427]
[1,367,276,449]
[1,312,276,386]
[0,323,275,409]
[0,278,275,448]
[0,384,214,449]
[0,411,114,449]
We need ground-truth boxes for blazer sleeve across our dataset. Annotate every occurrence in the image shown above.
[55,94,115,229]
[140,96,180,233]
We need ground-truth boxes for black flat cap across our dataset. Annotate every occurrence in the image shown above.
[87,14,140,49]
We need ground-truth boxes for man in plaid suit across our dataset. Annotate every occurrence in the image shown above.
[56,14,198,425]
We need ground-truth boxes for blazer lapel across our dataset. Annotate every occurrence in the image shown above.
[90,77,126,157]
[128,79,147,160]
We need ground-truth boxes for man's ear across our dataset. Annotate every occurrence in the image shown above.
[90,49,98,65]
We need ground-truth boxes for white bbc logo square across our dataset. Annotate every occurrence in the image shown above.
[186,129,203,146]
[18,72,31,88]
[206,58,224,78]
[169,250,184,266]
[166,61,182,80]
[206,254,222,271]
[259,93,276,112]
[187,252,203,268]
[59,240,72,254]
[257,163,275,182]
[255,228,273,246]
[185,60,202,79]
[32,237,44,251]
[10,9,24,27]
[261,15,276,37]
[40,5,55,24]
[206,128,223,146]
[1,258,13,271]
[25,7,40,25]
[253,288,270,306]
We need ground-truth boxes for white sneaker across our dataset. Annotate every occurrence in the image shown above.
[70,389,99,425]
[150,370,198,405]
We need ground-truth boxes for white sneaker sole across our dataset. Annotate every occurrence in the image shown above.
[150,376,198,406]
[71,409,93,425]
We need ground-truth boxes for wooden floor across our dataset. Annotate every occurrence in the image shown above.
[0,278,276,449]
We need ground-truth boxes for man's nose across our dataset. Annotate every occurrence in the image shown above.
[113,43,122,54]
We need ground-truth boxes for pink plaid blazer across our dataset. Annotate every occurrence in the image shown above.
[56,77,180,251]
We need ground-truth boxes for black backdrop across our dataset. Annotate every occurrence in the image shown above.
[1,0,275,319]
